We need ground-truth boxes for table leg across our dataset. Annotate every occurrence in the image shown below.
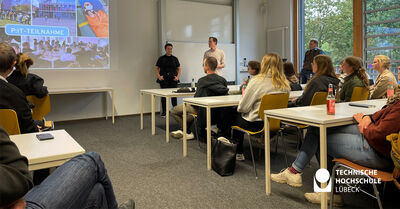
[183,103,187,157]
[265,115,271,195]
[140,93,143,129]
[105,91,108,121]
[151,94,155,135]
[166,96,170,143]
[207,106,211,170]
[111,90,115,124]
[320,125,328,209]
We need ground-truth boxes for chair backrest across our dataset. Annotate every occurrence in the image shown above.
[258,93,289,132]
[310,92,328,106]
[26,95,51,121]
[0,109,21,135]
[350,87,369,102]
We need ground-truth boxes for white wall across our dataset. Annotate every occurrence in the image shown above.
[33,0,272,122]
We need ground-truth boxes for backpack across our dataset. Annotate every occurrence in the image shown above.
[386,132,400,189]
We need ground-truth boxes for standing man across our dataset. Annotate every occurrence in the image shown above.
[155,43,181,117]
[203,37,225,76]
[300,39,324,84]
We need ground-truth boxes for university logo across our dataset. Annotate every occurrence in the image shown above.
[313,168,332,192]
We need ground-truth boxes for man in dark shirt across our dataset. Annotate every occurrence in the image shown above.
[300,39,325,84]
[170,57,228,140]
[155,43,181,117]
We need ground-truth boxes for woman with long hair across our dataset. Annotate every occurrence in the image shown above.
[290,55,339,107]
[7,53,48,98]
[369,55,397,99]
[220,53,290,161]
[338,56,370,102]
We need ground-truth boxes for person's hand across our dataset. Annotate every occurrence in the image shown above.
[290,98,297,102]
[37,125,42,132]
[353,113,364,123]
[158,75,164,81]
[6,198,26,209]
[174,76,179,81]
[354,113,372,134]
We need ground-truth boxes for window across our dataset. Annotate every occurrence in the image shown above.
[364,1,400,81]
[299,0,353,72]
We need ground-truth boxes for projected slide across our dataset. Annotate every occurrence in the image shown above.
[0,0,110,69]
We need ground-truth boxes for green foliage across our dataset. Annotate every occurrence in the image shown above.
[304,0,353,66]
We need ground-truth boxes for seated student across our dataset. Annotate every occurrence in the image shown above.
[369,55,397,99]
[0,126,135,209]
[290,55,339,107]
[7,53,48,98]
[220,53,290,161]
[0,43,39,133]
[170,57,229,139]
[271,94,400,206]
[337,56,369,102]
[283,61,299,84]
[239,60,260,92]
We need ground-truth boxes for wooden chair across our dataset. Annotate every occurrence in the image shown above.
[0,109,21,135]
[231,93,289,178]
[26,95,51,121]
[350,87,369,101]
[330,158,397,209]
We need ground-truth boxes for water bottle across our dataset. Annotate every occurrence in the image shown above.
[191,78,195,91]
[326,84,335,115]
[387,81,394,98]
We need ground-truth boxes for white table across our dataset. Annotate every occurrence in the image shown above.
[182,91,303,170]
[10,129,85,171]
[49,87,115,124]
[140,85,241,143]
[263,99,386,209]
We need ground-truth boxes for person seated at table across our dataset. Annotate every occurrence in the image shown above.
[239,60,260,92]
[271,93,400,206]
[0,43,40,133]
[170,57,229,140]
[0,126,135,209]
[7,53,48,98]
[283,61,299,84]
[289,55,339,107]
[369,55,397,99]
[219,53,290,161]
[337,56,369,102]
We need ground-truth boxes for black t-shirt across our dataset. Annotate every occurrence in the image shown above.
[155,55,180,80]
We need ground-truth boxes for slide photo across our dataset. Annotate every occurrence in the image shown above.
[77,0,109,38]
[0,0,32,26]
[32,0,77,36]
[0,28,21,53]
[22,36,109,69]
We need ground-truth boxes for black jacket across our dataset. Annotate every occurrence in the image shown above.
[0,79,39,133]
[7,71,48,98]
[0,127,33,207]
[293,75,339,107]
[194,73,229,98]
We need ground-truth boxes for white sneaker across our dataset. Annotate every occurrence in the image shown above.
[186,132,194,140]
[236,154,245,161]
[170,130,183,139]
[271,168,302,187]
[304,192,344,207]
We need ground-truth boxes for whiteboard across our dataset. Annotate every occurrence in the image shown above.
[165,0,233,43]
[170,41,235,82]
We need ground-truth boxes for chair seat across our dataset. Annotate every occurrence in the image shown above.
[232,125,264,135]
[333,158,394,182]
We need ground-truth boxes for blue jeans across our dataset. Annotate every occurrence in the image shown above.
[299,69,314,84]
[25,152,118,209]
[292,125,393,172]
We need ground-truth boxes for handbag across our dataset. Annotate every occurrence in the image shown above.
[211,137,237,176]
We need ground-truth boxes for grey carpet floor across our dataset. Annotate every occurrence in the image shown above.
[56,115,399,209]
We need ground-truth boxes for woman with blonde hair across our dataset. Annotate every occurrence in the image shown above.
[338,56,370,102]
[290,54,339,107]
[7,53,48,98]
[369,55,397,99]
[220,53,290,160]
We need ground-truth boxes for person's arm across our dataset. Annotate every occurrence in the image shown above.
[30,75,48,98]
[294,80,318,106]
[155,66,163,81]
[217,52,225,69]
[175,67,181,81]
[0,128,33,207]
[237,79,258,113]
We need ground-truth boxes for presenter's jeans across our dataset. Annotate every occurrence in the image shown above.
[299,69,314,84]
[25,152,118,209]
[159,80,178,114]
[292,125,392,173]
